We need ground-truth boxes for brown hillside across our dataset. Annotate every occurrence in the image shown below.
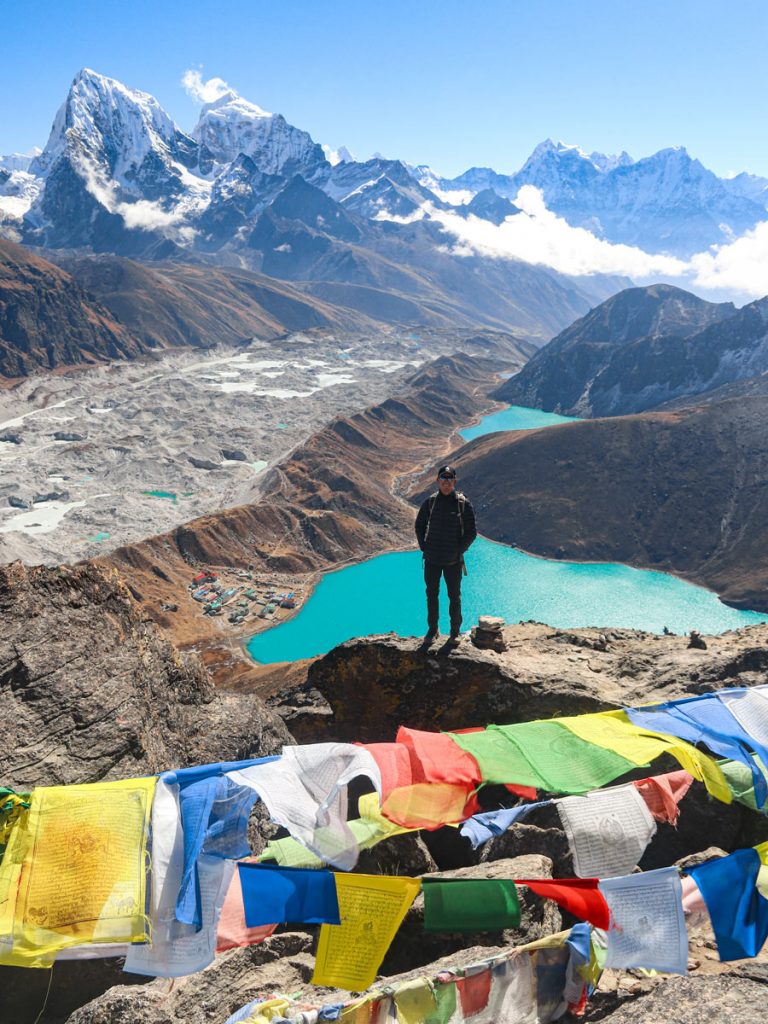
[0,238,143,378]
[50,252,376,348]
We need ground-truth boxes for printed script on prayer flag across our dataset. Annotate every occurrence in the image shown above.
[312,874,421,991]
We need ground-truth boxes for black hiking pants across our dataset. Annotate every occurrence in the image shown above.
[424,559,462,633]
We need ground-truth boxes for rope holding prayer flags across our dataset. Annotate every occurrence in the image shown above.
[11,681,768,990]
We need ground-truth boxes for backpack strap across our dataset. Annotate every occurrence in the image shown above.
[424,493,438,541]
[456,492,466,537]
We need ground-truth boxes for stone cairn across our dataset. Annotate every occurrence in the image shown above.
[471,615,507,653]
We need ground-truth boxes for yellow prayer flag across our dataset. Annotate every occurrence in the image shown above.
[241,998,293,1023]
[357,792,410,837]
[312,873,421,991]
[0,777,156,967]
[340,996,375,1022]
[559,711,731,803]
[381,783,471,829]
[393,977,437,1023]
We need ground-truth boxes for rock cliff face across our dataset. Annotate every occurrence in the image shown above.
[425,398,768,612]
[0,238,143,378]
[0,560,290,789]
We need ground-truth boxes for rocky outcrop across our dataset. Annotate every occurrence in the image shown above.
[431,398,768,611]
[271,623,768,743]
[0,560,290,789]
[591,970,768,1023]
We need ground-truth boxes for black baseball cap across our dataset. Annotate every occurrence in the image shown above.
[437,465,457,479]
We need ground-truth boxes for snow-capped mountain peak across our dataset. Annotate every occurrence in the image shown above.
[33,69,192,181]
[199,90,272,122]
[322,144,354,166]
[194,91,325,177]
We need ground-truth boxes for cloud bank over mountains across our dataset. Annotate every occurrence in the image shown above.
[388,187,768,300]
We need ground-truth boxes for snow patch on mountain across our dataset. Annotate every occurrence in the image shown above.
[0,149,41,174]
[0,171,43,221]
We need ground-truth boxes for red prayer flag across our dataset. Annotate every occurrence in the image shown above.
[396,727,482,787]
[216,862,278,952]
[457,966,492,1017]
[633,770,694,825]
[521,878,610,930]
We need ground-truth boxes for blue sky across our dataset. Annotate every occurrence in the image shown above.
[1,0,766,178]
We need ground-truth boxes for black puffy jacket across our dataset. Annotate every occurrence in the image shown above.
[415,491,477,566]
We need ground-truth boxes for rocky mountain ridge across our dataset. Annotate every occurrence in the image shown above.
[0,238,145,378]
[0,238,371,379]
[496,283,768,416]
[0,69,626,340]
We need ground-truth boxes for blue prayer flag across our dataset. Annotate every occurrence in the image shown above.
[160,756,280,928]
[238,863,341,927]
[689,848,768,960]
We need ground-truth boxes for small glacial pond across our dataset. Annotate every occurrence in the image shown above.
[460,404,579,441]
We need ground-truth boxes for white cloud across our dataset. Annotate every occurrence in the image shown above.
[378,185,768,300]
[76,156,194,240]
[181,69,232,104]
[689,221,768,298]
[413,186,687,279]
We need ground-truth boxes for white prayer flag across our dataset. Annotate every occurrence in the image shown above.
[599,866,688,975]
[124,780,232,978]
[719,687,768,749]
[557,784,657,878]
[230,743,381,871]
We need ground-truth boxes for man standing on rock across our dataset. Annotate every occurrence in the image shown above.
[415,465,477,645]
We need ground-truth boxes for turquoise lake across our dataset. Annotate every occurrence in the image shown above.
[460,404,579,441]
[247,404,766,665]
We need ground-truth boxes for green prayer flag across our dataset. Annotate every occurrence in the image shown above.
[422,878,521,933]
[719,757,767,811]
[447,728,547,787]
[424,981,457,1024]
[492,721,637,792]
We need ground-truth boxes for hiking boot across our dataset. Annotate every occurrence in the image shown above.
[423,628,439,643]
[448,630,462,645]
